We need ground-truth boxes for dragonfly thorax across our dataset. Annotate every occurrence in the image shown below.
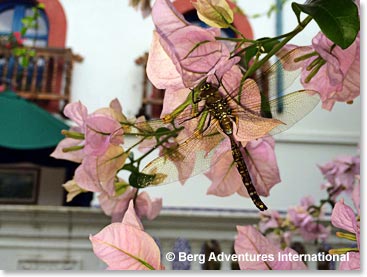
[198,82,233,135]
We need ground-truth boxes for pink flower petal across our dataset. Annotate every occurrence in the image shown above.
[98,187,137,221]
[90,202,161,270]
[74,146,127,196]
[205,137,280,198]
[147,32,184,91]
[122,200,144,230]
[151,0,188,37]
[50,137,85,163]
[331,199,357,234]
[339,252,360,270]
[84,115,124,156]
[352,177,360,214]
[63,101,88,128]
[135,191,162,220]
[244,137,281,196]
[235,225,307,270]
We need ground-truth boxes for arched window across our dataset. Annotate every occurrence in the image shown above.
[0,0,69,113]
[0,0,66,47]
[0,1,49,47]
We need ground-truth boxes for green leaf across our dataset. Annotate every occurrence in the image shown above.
[155,127,171,138]
[122,163,139,174]
[20,56,30,67]
[292,0,360,49]
[243,38,280,67]
[37,3,45,9]
[114,182,130,196]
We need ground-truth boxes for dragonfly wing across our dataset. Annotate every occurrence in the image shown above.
[139,123,226,187]
[267,90,320,136]
[253,47,307,99]
[229,89,319,138]
[219,46,319,115]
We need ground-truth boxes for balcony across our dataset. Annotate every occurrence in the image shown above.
[0,45,82,114]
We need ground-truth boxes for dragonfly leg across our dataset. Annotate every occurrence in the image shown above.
[177,106,204,125]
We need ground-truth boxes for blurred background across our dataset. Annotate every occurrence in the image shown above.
[0,0,360,270]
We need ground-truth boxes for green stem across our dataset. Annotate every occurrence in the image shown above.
[336,232,357,241]
[243,15,313,80]
[329,248,359,255]
[125,137,146,154]
[61,130,85,140]
[228,24,245,39]
[62,145,84,153]
[134,126,184,166]
[215,37,248,42]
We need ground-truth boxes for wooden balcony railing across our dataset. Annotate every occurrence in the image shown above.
[0,46,83,113]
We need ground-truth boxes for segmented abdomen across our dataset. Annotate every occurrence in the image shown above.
[229,136,268,211]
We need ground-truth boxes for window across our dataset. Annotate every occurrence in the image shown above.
[0,1,49,47]
[0,0,69,114]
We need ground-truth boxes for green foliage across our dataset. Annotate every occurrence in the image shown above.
[292,0,360,49]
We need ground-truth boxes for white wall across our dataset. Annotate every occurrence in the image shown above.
[60,0,154,117]
[59,0,360,212]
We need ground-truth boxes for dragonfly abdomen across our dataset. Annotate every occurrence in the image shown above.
[229,136,268,211]
[207,100,233,135]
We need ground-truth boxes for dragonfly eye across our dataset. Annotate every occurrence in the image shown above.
[200,83,211,91]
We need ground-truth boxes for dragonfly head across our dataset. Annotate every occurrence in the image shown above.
[199,82,217,98]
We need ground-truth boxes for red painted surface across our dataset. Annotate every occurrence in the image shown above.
[173,0,254,39]
[37,0,67,112]
[38,0,67,47]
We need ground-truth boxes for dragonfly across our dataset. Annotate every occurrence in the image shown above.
[125,48,320,211]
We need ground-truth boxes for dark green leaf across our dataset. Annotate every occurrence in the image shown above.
[243,45,258,67]
[155,127,171,138]
[122,163,139,173]
[291,2,302,24]
[292,0,359,49]
[128,151,135,162]
[243,38,280,67]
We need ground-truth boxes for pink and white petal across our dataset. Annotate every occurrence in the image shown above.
[147,32,185,90]
[166,26,225,87]
[74,160,101,193]
[352,178,360,214]
[84,115,123,156]
[90,223,160,270]
[160,87,191,117]
[339,252,360,270]
[97,146,129,196]
[152,0,188,37]
[277,45,313,71]
[235,225,306,270]
[244,137,281,196]
[50,138,85,163]
[109,98,123,116]
[205,151,243,197]
[98,187,136,219]
[122,200,144,230]
[233,115,283,143]
[63,101,88,128]
[331,199,357,234]
[135,191,162,220]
